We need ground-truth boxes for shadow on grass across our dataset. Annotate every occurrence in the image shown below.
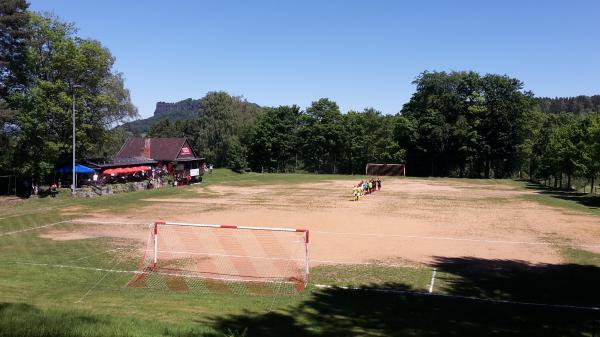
[208,257,600,337]
[3,258,600,336]
[433,257,600,306]
[523,181,600,210]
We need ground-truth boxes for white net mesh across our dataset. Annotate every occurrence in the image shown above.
[128,223,309,295]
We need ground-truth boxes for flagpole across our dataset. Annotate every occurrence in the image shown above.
[72,91,76,196]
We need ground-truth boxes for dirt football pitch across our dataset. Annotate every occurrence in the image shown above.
[1,172,600,336]
[65,177,600,266]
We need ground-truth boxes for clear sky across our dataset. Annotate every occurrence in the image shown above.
[29,0,600,118]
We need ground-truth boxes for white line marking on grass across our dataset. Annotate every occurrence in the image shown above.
[14,261,140,274]
[75,254,122,303]
[312,231,600,249]
[0,206,61,220]
[0,220,69,237]
[428,268,437,293]
[74,268,114,303]
[74,247,133,261]
[311,259,409,267]
[314,284,600,311]
[70,219,149,225]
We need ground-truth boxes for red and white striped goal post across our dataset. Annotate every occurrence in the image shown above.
[152,221,309,241]
[150,220,310,285]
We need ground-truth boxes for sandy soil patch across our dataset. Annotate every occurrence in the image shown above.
[39,230,95,241]
[40,223,148,244]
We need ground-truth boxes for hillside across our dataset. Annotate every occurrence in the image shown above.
[120,98,201,134]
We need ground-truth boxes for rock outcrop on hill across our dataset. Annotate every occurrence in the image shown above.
[120,98,200,134]
[119,95,261,134]
[154,98,201,118]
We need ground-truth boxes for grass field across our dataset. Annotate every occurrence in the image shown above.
[1,170,600,336]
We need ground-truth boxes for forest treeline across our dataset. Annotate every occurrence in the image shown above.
[2,2,600,192]
[147,76,600,191]
[538,95,600,115]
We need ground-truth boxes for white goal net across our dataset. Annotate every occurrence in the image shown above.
[128,221,309,295]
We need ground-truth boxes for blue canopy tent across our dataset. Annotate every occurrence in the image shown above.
[56,164,96,174]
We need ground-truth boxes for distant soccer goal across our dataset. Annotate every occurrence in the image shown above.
[128,221,309,295]
[0,175,17,196]
[365,163,406,176]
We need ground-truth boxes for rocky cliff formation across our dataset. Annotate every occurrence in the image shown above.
[154,98,201,118]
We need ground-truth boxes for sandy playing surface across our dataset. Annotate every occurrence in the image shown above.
[54,178,600,267]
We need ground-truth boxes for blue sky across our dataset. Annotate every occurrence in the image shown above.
[30,0,600,118]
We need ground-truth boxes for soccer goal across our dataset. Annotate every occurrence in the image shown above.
[128,221,310,295]
[365,163,406,176]
[0,175,17,196]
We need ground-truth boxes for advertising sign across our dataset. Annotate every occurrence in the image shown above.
[180,147,191,155]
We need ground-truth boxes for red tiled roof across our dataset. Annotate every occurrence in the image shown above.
[115,138,200,161]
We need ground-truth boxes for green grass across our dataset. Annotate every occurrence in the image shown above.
[561,247,600,266]
[523,192,600,216]
[202,169,371,187]
[310,264,433,290]
[0,303,219,337]
[514,180,600,216]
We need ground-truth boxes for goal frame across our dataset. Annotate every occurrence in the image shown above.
[150,220,310,286]
[365,163,406,176]
[0,175,17,196]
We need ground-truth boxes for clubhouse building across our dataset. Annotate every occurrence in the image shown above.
[88,137,205,183]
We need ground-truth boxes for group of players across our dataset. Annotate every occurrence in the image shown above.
[352,178,382,201]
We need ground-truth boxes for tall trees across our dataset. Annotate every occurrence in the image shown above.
[0,0,30,98]
[0,0,30,175]
[586,114,600,190]
[2,11,137,180]
[248,105,301,172]
[245,102,405,175]
[479,74,536,178]
[400,71,483,176]
[531,113,600,190]
[340,109,404,174]
[297,98,344,173]
[399,71,537,177]
[187,91,261,167]
[147,119,186,138]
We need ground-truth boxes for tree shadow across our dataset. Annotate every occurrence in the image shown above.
[523,181,600,209]
[207,257,600,337]
[432,256,600,307]
[0,302,102,336]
